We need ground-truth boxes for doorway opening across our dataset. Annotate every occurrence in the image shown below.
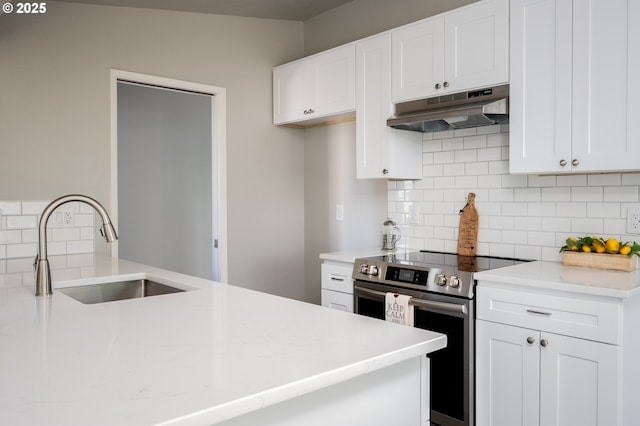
[109,70,227,282]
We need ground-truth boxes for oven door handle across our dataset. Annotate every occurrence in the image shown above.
[354,286,468,316]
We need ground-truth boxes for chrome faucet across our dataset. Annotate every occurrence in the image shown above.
[34,194,118,297]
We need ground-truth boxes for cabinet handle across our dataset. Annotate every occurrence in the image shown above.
[435,83,441,89]
[572,159,579,166]
[540,339,549,347]
[303,109,315,115]
[330,277,345,282]
[443,81,450,88]
[382,169,389,175]
[527,336,535,345]
[527,309,551,316]
[559,159,567,167]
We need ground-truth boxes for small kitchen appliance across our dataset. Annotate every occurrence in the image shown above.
[382,218,401,251]
[353,250,530,426]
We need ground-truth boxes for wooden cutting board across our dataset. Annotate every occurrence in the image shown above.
[458,193,478,256]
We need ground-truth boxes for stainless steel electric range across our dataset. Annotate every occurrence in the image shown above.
[353,250,529,426]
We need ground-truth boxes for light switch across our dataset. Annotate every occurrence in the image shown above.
[336,204,344,222]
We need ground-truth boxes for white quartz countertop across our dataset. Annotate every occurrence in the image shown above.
[474,259,640,299]
[0,255,446,425]
[319,248,418,263]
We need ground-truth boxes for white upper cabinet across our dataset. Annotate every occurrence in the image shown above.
[273,44,356,125]
[391,0,509,103]
[510,0,640,174]
[356,33,422,179]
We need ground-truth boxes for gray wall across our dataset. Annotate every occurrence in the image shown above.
[0,2,306,300]
[304,0,477,55]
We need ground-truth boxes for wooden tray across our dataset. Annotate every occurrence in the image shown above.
[562,251,636,272]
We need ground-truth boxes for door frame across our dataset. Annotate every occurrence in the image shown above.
[109,69,228,283]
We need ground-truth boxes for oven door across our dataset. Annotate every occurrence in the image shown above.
[354,280,474,426]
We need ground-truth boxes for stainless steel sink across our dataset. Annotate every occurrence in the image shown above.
[57,279,185,304]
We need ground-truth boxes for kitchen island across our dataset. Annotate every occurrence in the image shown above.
[0,254,446,425]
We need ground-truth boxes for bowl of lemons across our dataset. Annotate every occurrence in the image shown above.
[560,236,640,271]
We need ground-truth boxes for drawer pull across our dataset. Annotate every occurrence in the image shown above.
[527,309,551,316]
[331,277,345,282]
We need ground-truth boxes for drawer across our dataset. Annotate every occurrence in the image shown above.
[321,289,354,313]
[321,262,354,293]
[476,285,621,345]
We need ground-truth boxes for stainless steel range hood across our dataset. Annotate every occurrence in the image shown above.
[387,84,509,132]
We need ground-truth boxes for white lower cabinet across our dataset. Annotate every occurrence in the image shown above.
[321,261,354,313]
[476,284,622,426]
[476,320,619,426]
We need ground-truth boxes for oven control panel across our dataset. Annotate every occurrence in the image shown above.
[385,266,428,285]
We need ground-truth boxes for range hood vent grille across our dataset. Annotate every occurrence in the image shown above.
[387,84,509,133]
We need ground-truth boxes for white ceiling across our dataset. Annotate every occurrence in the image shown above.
[58,0,355,21]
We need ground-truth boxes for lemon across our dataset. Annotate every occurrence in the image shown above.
[592,239,606,253]
[605,238,620,254]
[582,245,592,253]
[620,244,632,255]
[565,237,579,250]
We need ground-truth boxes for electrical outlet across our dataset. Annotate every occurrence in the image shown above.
[628,207,640,234]
[408,204,419,225]
[53,209,75,227]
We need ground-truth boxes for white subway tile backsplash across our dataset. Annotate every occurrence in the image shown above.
[541,187,571,202]
[514,188,541,202]
[477,147,501,162]
[434,151,455,164]
[487,132,509,146]
[529,175,557,187]
[604,186,639,202]
[570,186,603,202]
[454,150,477,163]
[588,174,621,186]
[0,201,95,260]
[557,174,587,187]
[444,163,465,176]
[465,162,489,176]
[587,203,621,218]
[463,135,487,149]
[442,137,464,151]
[571,218,604,234]
[6,216,37,230]
[387,127,640,260]
[477,124,502,135]
[423,165,444,177]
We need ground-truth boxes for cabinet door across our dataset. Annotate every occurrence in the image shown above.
[476,320,540,426]
[273,45,355,125]
[273,60,312,125]
[539,332,619,426]
[311,44,356,119]
[571,0,640,172]
[391,17,445,103]
[356,33,422,179]
[444,0,509,92]
[509,0,573,174]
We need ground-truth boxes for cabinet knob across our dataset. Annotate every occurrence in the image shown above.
[443,81,450,88]
[527,336,535,345]
[559,159,567,167]
[572,159,579,166]
[382,169,389,175]
[435,83,441,90]
[540,339,549,347]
